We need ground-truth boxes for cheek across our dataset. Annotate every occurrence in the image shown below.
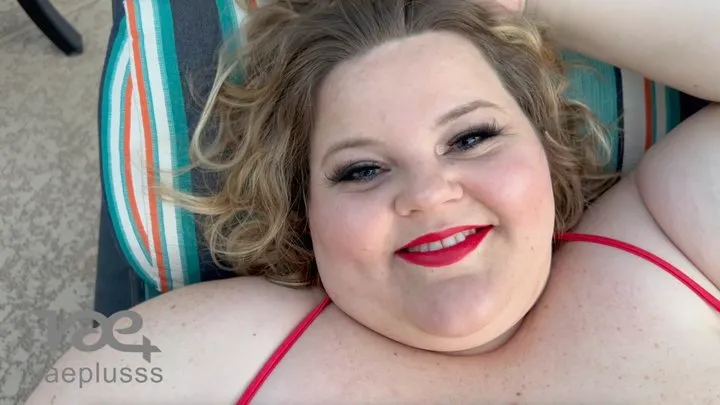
[308,185,393,270]
[465,141,554,228]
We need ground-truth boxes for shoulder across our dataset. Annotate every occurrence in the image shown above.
[635,103,720,288]
[26,277,325,405]
[135,275,325,323]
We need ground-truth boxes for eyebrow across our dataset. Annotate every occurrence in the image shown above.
[322,138,378,166]
[435,99,501,128]
[321,99,501,165]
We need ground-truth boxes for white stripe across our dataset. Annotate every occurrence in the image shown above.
[619,69,647,172]
[654,82,668,142]
[128,74,152,257]
[107,42,156,282]
[137,0,186,288]
[123,6,159,276]
[126,17,156,274]
[232,0,248,24]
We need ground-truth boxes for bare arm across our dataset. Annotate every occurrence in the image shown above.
[526,0,720,102]
[24,277,324,405]
[636,104,720,290]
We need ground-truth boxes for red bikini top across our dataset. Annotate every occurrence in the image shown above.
[236,232,720,404]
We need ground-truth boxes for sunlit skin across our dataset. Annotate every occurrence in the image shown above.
[307,31,556,354]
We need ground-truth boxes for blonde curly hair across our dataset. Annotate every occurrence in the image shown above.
[168,0,615,288]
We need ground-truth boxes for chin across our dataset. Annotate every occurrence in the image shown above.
[401,274,521,336]
[399,277,547,355]
[403,312,527,356]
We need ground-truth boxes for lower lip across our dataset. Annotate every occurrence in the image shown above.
[395,226,493,268]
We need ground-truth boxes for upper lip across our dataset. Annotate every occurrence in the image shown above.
[398,225,487,251]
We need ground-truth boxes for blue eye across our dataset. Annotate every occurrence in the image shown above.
[328,163,383,183]
[448,123,503,152]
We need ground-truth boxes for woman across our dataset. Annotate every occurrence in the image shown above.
[28,0,719,403]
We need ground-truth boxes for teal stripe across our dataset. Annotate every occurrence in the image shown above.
[561,51,621,171]
[216,0,246,84]
[135,1,174,290]
[144,284,161,301]
[216,0,240,39]
[665,88,682,132]
[117,67,153,265]
[101,22,127,228]
[155,0,201,285]
[101,20,160,292]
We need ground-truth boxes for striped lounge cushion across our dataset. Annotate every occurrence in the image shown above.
[100,0,702,297]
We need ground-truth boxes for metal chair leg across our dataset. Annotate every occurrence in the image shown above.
[17,0,83,56]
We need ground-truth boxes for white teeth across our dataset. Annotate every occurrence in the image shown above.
[406,228,478,253]
[452,232,466,244]
[441,235,458,247]
[428,241,443,251]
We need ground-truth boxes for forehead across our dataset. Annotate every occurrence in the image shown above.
[312,31,514,147]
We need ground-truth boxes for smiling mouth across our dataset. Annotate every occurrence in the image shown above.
[404,228,479,253]
[396,226,493,268]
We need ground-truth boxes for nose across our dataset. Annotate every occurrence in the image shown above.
[394,165,464,216]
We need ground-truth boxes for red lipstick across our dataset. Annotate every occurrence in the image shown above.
[396,225,493,268]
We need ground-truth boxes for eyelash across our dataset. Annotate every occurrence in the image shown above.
[446,120,504,153]
[327,121,505,184]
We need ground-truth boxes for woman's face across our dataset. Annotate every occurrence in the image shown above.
[307,31,556,353]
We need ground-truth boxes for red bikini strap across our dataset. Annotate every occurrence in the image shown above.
[236,296,332,405]
[237,232,720,404]
[556,232,720,311]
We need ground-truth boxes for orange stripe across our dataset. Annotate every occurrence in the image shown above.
[248,0,257,9]
[643,79,654,150]
[126,0,169,292]
[123,78,151,255]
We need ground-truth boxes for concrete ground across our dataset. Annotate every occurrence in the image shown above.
[0,1,110,403]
